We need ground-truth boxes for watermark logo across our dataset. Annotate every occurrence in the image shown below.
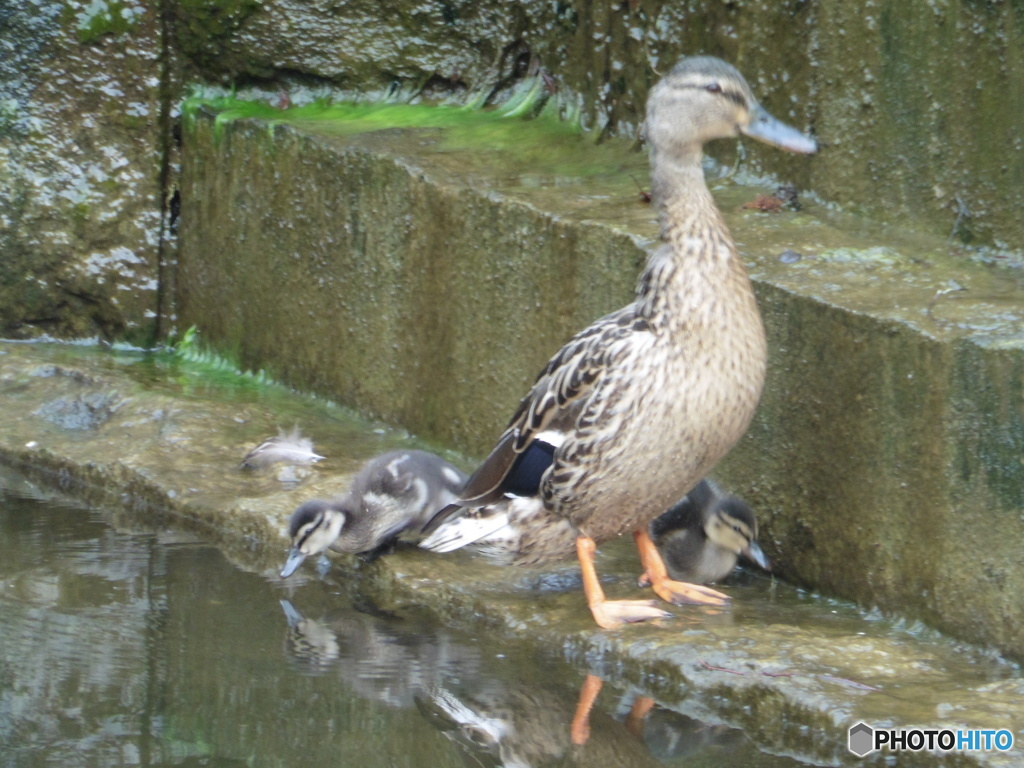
[848,722,1014,756]
[848,722,873,757]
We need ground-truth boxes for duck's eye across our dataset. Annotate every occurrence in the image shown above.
[705,82,723,94]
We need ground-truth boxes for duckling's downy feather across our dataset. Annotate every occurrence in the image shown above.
[241,426,324,469]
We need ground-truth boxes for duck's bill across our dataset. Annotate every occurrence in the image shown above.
[743,541,771,572]
[280,548,307,579]
[742,105,817,154]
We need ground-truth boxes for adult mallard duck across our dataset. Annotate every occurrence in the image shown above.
[421,56,815,628]
[280,449,467,577]
[646,479,770,585]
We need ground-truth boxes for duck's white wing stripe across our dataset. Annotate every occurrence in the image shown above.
[419,510,511,553]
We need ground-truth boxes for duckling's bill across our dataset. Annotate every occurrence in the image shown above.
[743,540,771,571]
[280,548,308,579]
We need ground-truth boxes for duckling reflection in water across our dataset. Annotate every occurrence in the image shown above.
[279,599,483,709]
[420,56,814,628]
[280,449,467,577]
[278,603,747,766]
[280,598,341,665]
[644,479,770,587]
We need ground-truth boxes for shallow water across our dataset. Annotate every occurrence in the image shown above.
[0,467,808,768]
[4,341,1024,766]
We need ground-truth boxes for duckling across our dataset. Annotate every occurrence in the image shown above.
[645,479,770,586]
[241,426,324,470]
[280,449,467,578]
[421,56,815,628]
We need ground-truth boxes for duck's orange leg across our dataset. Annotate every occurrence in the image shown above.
[570,674,603,745]
[577,536,671,629]
[633,528,730,606]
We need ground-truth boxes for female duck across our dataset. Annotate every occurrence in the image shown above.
[280,449,466,577]
[646,479,770,585]
[422,56,814,628]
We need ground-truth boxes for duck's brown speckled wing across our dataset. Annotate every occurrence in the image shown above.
[456,304,650,508]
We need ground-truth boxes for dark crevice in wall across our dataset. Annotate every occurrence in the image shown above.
[153,0,178,344]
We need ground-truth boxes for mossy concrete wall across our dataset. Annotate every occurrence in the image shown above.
[177,115,641,452]
[5,2,1024,346]
[0,0,176,342]
[733,291,1024,651]
[172,0,1024,252]
[179,110,1024,659]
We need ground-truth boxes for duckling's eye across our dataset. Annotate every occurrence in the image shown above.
[705,82,723,95]
[732,525,743,534]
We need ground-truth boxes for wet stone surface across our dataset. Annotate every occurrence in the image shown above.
[0,465,817,767]
[0,340,1022,767]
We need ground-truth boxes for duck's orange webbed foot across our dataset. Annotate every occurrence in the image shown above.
[577,536,673,629]
[591,599,673,628]
[634,529,730,607]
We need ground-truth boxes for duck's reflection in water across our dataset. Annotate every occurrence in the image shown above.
[280,598,483,709]
[278,600,765,768]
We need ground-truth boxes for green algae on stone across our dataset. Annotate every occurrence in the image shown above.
[183,83,598,167]
[183,74,571,131]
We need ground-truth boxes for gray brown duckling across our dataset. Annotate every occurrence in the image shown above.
[280,449,467,577]
[645,479,770,586]
[421,56,814,628]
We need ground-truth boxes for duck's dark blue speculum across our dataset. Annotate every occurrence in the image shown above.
[504,439,556,496]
